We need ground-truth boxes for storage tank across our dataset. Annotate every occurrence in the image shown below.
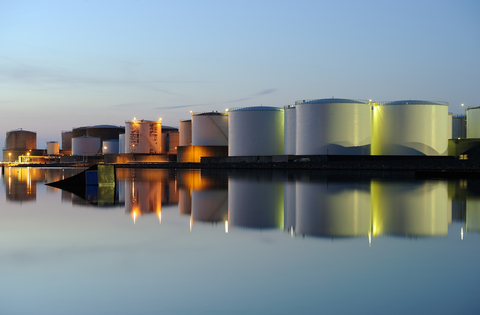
[47,141,60,155]
[61,131,73,150]
[228,106,284,156]
[86,125,125,143]
[452,115,466,139]
[284,105,296,155]
[192,112,228,146]
[5,129,36,149]
[296,181,371,237]
[72,127,87,138]
[372,100,449,155]
[72,136,101,155]
[228,177,284,229]
[125,119,162,153]
[295,98,371,155]
[371,180,448,236]
[119,134,125,153]
[102,140,119,154]
[467,106,480,138]
[179,120,192,146]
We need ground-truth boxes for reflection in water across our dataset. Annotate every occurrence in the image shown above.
[296,181,371,237]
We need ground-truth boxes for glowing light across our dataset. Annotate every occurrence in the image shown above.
[104,146,107,150]
[225,108,229,112]
[461,103,465,107]
[132,210,138,224]
[369,232,372,246]
[461,227,464,240]
[133,117,137,122]
[157,210,162,224]
[225,221,229,233]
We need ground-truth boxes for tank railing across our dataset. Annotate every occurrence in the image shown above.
[467,105,480,110]
[226,106,284,112]
[376,100,449,106]
[295,98,370,104]
[283,104,296,109]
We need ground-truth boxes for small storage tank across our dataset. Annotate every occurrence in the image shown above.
[119,134,125,153]
[72,136,101,155]
[296,98,371,155]
[371,180,448,236]
[179,120,192,146]
[467,106,480,138]
[5,129,36,150]
[228,177,284,229]
[125,119,162,153]
[47,141,60,155]
[284,105,296,155]
[62,131,73,150]
[296,181,371,237]
[228,106,284,156]
[192,112,228,146]
[102,140,119,154]
[372,100,449,155]
[452,115,466,139]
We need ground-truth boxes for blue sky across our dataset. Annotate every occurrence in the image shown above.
[1,0,479,148]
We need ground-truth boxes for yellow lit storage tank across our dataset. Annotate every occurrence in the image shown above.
[372,100,449,155]
[125,119,162,154]
[466,106,480,138]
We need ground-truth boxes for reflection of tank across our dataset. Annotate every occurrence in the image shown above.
[126,180,162,217]
[191,189,228,222]
[192,112,228,146]
[179,120,192,146]
[371,180,448,236]
[296,181,371,237]
[284,105,296,155]
[5,129,36,149]
[125,119,162,153]
[228,178,284,229]
[179,188,192,215]
[295,99,371,155]
[372,100,448,155]
[284,181,296,231]
[228,106,284,156]
[466,197,480,233]
[119,134,126,153]
[72,136,101,155]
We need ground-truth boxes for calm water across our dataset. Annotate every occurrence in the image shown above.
[1,167,479,315]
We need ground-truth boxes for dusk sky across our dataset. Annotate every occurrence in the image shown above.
[1,0,479,148]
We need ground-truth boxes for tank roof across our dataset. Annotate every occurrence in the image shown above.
[87,125,125,129]
[229,106,282,112]
[7,129,36,134]
[467,105,480,110]
[193,111,227,116]
[379,100,448,106]
[297,98,368,105]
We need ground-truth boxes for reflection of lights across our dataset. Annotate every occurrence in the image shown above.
[369,232,372,247]
[290,226,294,238]
[157,210,162,224]
[190,217,193,232]
[461,227,464,240]
[132,210,139,224]
[225,221,228,233]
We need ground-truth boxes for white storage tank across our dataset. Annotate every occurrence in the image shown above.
[102,140,119,154]
[72,136,101,156]
[47,141,59,155]
[179,120,192,146]
[296,98,371,155]
[372,100,449,155]
[192,112,228,146]
[371,180,448,236]
[296,181,371,237]
[228,177,284,229]
[284,105,296,155]
[119,134,125,153]
[125,119,162,153]
[467,106,480,138]
[228,106,284,156]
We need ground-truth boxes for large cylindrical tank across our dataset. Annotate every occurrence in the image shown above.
[192,112,228,146]
[467,106,480,138]
[295,98,371,155]
[228,106,284,156]
[284,105,296,155]
[102,140,119,154]
[62,131,73,150]
[125,119,162,153]
[371,180,448,236]
[296,181,371,237]
[228,177,284,229]
[72,136,101,155]
[86,125,125,143]
[5,129,36,150]
[47,141,60,155]
[179,120,192,146]
[72,127,87,138]
[372,100,449,155]
[119,134,125,153]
